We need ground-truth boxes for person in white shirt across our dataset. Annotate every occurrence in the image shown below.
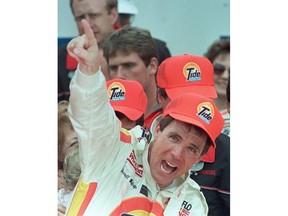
[65,19,224,216]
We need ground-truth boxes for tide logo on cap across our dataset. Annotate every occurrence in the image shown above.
[107,82,126,101]
[197,102,214,124]
[183,62,202,82]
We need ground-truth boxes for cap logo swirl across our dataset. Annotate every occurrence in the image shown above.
[197,102,214,124]
[183,62,201,82]
[107,82,126,101]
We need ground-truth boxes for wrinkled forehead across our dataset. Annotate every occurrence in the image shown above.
[72,0,108,15]
[165,119,207,138]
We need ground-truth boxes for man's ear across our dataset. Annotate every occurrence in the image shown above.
[157,92,171,110]
[154,123,161,140]
[157,91,165,107]
[148,57,158,76]
[110,7,119,25]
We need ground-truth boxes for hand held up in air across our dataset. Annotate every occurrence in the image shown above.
[67,19,100,75]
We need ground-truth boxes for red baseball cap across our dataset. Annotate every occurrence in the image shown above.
[106,78,148,121]
[157,54,217,99]
[162,93,224,147]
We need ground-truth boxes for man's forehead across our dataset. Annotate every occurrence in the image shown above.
[73,0,107,13]
[109,52,142,63]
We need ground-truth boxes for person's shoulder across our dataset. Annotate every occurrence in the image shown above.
[215,133,230,159]
[152,38,171,65]
[58,43,68,56]
[153,37,167,46]
[152,37,170,52]
[186,177,201,191]
[215,133,230,145]
[182,178,209,214]
[58,42,68,50]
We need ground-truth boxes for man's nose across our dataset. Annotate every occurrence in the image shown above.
[222,67,230,79]
[84,15,93,26]
[171,145,183,160]
[114,66,127,79]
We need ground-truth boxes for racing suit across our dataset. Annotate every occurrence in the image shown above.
[65,67,208,215]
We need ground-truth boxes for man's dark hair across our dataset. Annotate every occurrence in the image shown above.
[115,112,145,127]
[102,25,159,66]
[205,39,230,63]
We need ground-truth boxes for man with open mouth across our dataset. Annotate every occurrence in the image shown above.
[64,19,224,216]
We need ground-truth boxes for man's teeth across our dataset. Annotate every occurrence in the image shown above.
[161,161,177,174]
[166,161,176,168]
[161,164,171,173]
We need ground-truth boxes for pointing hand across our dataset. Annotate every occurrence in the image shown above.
[67,19,100,75]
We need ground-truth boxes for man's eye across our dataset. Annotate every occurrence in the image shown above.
[75,15,85,22]
[70,141,78,148]
[170,135,179,142]
[187,146,196,153]
[89,14,100,19]
[109,66,117,72]
[124,63,135,69]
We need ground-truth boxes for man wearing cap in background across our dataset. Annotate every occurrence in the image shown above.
[65,19,224,215]
[145,54,230,216]
[115,0,172,65]
[106,78,152,153]
[114,0,138,27]
[106,78,148,130]
[145,54,218,136]
[102,24,160,119]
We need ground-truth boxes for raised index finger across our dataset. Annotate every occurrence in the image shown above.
[81,19,97,45]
